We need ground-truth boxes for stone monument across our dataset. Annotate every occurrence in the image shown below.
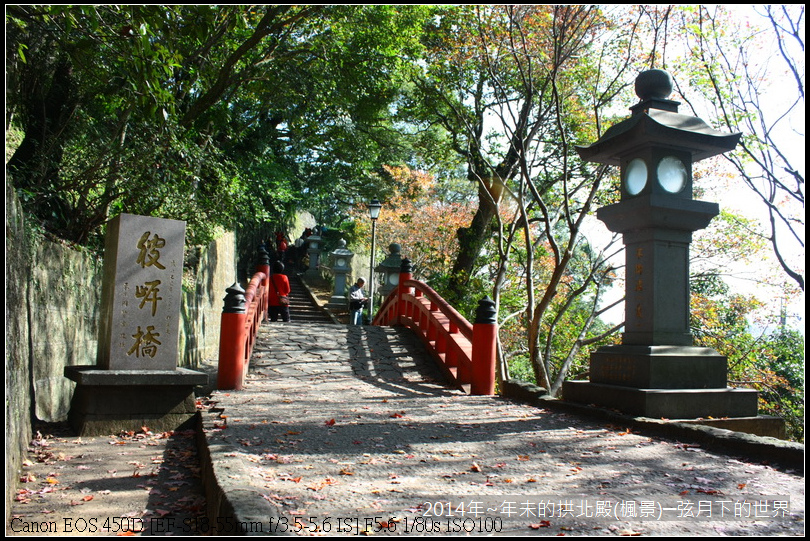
[562,70,783,438]
[65,213,207,435]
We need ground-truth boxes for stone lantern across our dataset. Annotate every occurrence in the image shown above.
[305,234,322,276]
[374,243,403,300]
[563,70,775,432]
[327,239,354,310]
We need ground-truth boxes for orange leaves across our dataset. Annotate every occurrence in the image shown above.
[324,419,336,427]
[348,164,475,278]
[307,477,338,491]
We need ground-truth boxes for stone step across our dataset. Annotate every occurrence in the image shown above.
[268,273,334,324]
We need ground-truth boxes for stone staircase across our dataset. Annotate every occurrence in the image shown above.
[284,273,336,324]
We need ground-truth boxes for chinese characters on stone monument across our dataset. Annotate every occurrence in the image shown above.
[97,214,186,371]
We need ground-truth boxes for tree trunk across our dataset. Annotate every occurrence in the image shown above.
[447,178,499,303]
[8,59,76,190]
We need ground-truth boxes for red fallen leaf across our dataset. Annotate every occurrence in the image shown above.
[530,521,552,529]
[679,490,689,496]
[697,488,721,495]
[470,463,482,472]
[81,495,94,502]
[325,419,336,427]
[517,455,530,461]
[390,413,404,418]
[737,483,747,489]
[308,477,339,491]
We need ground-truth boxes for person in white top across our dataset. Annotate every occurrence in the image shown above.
[348,278,368,325]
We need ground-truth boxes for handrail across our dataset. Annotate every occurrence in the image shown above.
[217,267,269,391]
[373,260,496,395]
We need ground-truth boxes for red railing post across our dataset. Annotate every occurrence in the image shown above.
[217,283,248,390]
[396,258,413,323]
[471,297,497,395]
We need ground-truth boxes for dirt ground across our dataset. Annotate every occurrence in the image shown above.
[8,420,208,536]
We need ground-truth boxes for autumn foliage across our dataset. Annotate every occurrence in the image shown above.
[349,165,475,283]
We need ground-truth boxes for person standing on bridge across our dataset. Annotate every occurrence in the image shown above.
[348,277,368,325]
[267,261,291,322]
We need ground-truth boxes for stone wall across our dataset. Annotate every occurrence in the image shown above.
[181,232,237,368]
[4,184,236,516]
[6,181,34,516]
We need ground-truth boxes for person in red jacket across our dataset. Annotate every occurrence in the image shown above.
[267,261,291,322]
[275,232,288,262]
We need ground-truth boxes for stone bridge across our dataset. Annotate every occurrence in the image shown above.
[196,272,805,536]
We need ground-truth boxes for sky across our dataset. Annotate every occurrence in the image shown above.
[593,5,804,334]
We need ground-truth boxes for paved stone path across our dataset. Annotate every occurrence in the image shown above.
[199,322,804,536]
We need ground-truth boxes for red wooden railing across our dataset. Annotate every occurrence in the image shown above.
[217,255,270,390]
[373,259,497,395]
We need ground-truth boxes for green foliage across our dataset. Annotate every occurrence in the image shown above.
[691,275,805,442]
[6,5,434,256]
[761,329,805,442]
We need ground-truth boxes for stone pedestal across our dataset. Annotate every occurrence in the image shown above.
[563,345,759,419]
[65,366,207,436]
